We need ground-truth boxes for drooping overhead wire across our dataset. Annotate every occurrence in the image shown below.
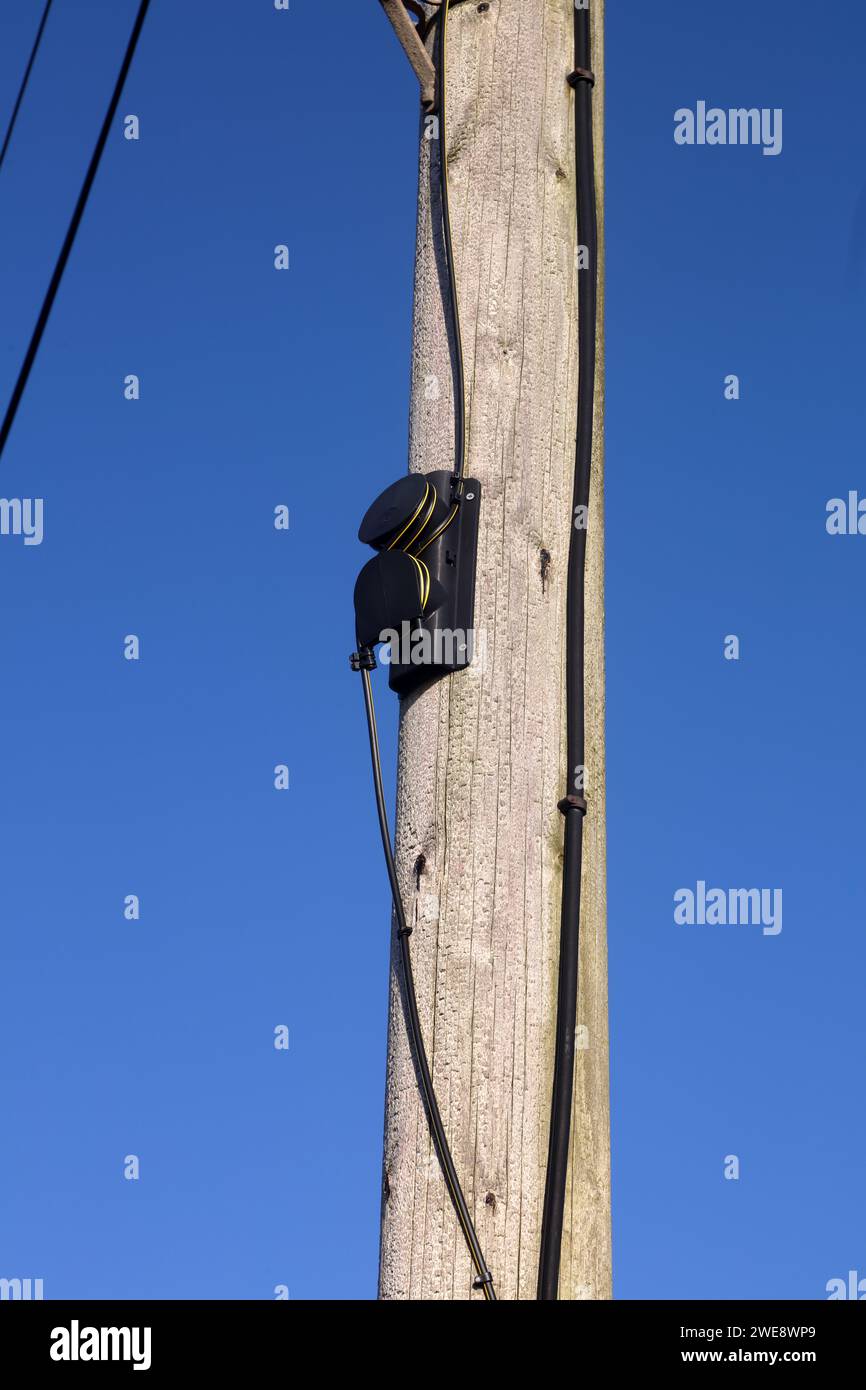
[0,0,152,463]
[0,0,54,172]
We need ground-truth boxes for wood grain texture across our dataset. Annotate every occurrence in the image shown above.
[378,0,609,1301]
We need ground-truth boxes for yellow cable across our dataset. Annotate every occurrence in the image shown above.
[406,552,431,610]
[415,502,458,556]
[402,485,438,552]
[386,480,432,551]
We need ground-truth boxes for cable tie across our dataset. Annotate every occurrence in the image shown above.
[567,68,595,88]
[557,794,588,817]
[473,1272,494,1289]
[397,924,414,940]
[350,649,377,672]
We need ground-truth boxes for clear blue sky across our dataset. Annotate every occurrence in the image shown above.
[0,0,863,1301]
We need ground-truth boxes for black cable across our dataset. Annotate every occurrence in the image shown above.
[415,0,472,40]
[435,0,465,488]
[357,661,497,1301]
[412,0,465,561]
[537,3,598,1301]
[0,0,53,172]
[422,0,467,494]
[0,0,151,463]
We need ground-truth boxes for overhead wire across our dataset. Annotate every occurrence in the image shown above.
[0,0,54,171]
[0,0,152,463]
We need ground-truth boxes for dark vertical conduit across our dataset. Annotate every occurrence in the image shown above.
[537,0,598,1302]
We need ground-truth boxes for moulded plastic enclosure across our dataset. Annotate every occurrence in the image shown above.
[385,471,481,696]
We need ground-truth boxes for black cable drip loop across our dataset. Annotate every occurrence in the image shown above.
[357,662,497,1300]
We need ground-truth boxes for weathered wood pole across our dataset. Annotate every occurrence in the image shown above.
[379,0,609,1301]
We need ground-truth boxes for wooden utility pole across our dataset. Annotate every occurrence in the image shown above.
[377,0,609,1301]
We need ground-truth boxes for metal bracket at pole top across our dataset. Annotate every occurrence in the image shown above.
[378,1,437,111]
